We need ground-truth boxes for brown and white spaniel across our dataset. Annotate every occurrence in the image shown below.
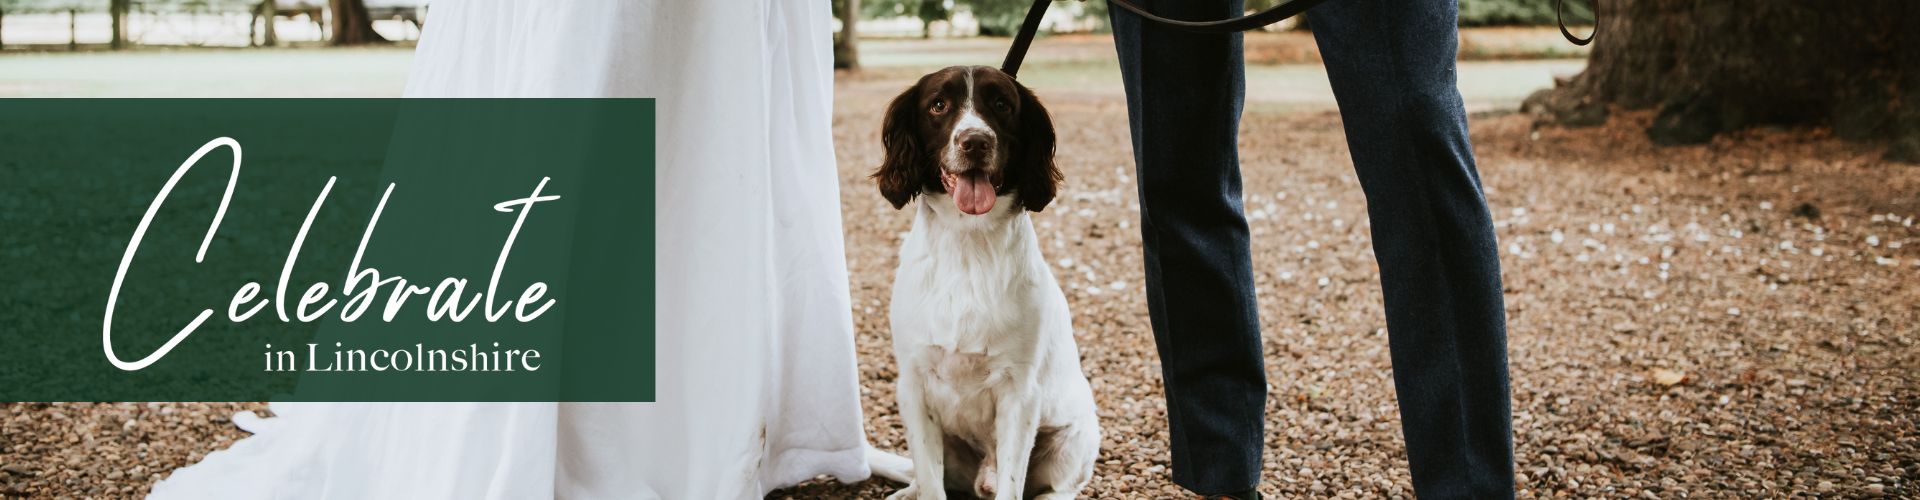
[870,65,1100,500]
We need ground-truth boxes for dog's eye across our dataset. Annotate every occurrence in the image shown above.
[993,99,1012,114]
[929,100,948,115]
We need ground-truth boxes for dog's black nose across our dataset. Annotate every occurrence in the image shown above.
[957,132,993,156]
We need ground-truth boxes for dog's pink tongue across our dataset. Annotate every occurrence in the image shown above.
[953,171,996,215]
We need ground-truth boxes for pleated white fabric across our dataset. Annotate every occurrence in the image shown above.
[147,1,872,498]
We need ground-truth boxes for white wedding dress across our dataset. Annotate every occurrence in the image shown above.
[148,1,873,498]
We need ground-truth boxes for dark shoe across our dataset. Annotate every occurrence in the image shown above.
[1200,489,1259,500]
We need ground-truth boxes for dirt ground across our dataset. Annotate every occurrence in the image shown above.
[3,32,1916,499]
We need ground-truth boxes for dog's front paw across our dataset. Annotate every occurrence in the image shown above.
[973,464,996,498]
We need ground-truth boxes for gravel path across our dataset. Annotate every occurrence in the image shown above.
[5,72,1916,499]
[774,73,1919,498]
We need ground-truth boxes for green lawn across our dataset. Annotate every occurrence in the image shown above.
[859,36,1582,113]
[0,41,1579,113]
[0,47,415,97]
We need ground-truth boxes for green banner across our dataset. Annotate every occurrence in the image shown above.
[0,99,656,402]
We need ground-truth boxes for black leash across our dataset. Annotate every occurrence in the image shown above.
[1000,0,1596,78]
[1001,0,1056,78]
[1556,0,1596,47]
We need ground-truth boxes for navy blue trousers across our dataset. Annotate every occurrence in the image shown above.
[1109,0,1514,497]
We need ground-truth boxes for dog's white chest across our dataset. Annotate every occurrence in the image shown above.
[890,231,1041,351]
[915,347,1002,444]
[909,284,1031,351]
[929,348,993,382]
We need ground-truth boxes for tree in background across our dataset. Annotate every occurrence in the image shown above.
[960,0,1029,36]
[108,0,128,49]
[865,0,950,38]
[1075,0,1108,32]
[328,0,386,45]
[1528,0,1919,162]
[833,0,861,69]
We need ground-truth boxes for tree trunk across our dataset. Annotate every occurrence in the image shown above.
[1529,0,1920,161]
[264,0,280,46]
[109,0,129,50]
[260,0,279,47]
[835,0,861,69]
[328,0,388,46]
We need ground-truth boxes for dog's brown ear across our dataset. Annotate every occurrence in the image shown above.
[1013,84,1061,212]
[873,84,924,210]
